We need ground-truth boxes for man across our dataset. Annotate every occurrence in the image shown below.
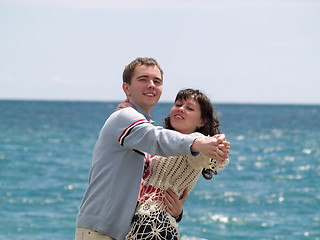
[75,57,229,240]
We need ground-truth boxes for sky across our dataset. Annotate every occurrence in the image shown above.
[1,0,320,104]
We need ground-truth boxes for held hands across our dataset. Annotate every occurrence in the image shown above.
[213,134,230,162]
[191,134,230,162]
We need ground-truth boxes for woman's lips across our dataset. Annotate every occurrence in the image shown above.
[174,114,184,119]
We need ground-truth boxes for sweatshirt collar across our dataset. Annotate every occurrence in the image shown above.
[129,100,154,124]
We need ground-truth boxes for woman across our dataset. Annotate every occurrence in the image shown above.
[126,89,230,240]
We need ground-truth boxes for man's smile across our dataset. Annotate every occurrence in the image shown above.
[143,92,156,97]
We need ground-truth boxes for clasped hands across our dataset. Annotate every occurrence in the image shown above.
[191,134,230,162]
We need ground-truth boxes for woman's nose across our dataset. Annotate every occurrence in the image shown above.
[178,106,185,112]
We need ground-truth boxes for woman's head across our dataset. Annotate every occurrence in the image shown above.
[164,89,221,136]
[164,89,221,180]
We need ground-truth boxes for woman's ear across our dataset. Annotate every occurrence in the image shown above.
[122,82,131,97]
[198,119,206,128]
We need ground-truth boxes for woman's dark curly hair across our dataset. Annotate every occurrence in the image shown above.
[163,89,221,180]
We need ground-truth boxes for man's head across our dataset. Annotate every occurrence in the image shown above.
[123,57,163,85]
[122,57,163,114]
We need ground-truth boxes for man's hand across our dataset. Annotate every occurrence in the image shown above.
[191,134,230,161]
[164,188,188,218]
[116,99,135,111]
[213,134,230,162]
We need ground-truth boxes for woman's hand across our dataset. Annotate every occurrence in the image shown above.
[191,134,230,161]
[214,134,230,162]
[116,99,135,111]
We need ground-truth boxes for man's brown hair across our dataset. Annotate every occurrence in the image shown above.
[122,57,163,84]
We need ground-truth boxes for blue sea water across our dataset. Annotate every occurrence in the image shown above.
[0,100,319,240]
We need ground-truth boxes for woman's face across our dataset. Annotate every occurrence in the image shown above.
[169,96,205,134]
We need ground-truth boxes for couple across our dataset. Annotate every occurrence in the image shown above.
[75,57,230,240]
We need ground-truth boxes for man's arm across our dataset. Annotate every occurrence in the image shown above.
[164,188,189,222]
[118,108,196,157]
[116,100,230,160]
[142,155,186,221]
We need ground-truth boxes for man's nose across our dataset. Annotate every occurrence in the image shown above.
[148,80,155,88]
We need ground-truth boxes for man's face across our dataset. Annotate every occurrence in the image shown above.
[123,64,163,114]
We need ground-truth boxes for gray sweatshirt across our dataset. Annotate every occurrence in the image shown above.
[76,104,196,240]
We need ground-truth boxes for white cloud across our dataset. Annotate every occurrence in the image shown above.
[2,76,15,83]
[1,0,320,10]
[51,76,70,84]
[51,75,91,87]
[269,36,320,48]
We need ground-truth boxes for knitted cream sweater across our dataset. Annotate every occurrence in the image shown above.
[136,132,229,217]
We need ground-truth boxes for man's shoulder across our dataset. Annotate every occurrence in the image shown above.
[116,107,144,118]
[107,107,147,125]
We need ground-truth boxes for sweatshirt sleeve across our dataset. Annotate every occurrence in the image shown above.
[115,108,196,157]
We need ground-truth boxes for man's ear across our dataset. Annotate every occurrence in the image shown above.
[122,82,131,97]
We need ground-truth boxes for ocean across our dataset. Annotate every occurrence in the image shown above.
[0,100,319,240]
